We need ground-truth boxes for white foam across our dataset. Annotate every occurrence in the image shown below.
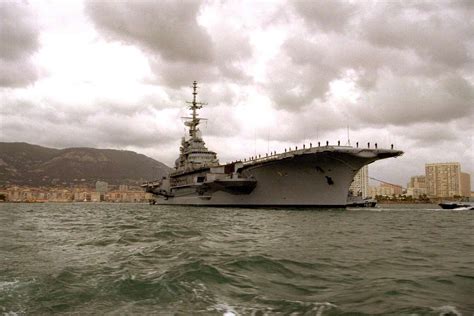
[311,302,338,316]
[432,305,462,316]
[213,303,238,316]
[0,281,19,291]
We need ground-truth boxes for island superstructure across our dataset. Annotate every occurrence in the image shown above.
[143,81,403,207]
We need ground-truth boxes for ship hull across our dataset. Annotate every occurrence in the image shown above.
[149,148,402,207]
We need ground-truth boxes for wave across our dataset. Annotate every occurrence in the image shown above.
[3,203,473,315]
[224,255,301,278]
[212,299,339,315]
[153,229,202,239]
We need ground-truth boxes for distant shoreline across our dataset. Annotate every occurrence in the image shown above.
[0,201,149,204]
[0,201,441,206]
[377,200,432,204]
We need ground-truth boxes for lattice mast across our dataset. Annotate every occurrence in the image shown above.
[185,81,207,139]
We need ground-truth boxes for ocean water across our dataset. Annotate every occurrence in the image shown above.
[0,203,472,315]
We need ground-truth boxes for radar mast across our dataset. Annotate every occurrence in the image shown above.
[185,81,207,139]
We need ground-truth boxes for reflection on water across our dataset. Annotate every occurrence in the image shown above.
[0,203,472,314]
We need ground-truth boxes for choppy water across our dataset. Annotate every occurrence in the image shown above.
[0,203,472,315]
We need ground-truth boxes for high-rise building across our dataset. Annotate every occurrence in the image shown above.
[460,172,471,198]
[406,175,427,198]
[349,165,369,198]
[425,162,470,198]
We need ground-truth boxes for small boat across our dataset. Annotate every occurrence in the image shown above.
[439,201,472,209]
[346,196,377,207]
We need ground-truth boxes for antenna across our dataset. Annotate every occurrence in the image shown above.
[347,125,351,146]
[254,127,257,156]
[184,81,207,139]
[303,125,306,147]
[267,131,269,154]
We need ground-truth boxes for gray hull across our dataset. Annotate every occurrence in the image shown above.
[151,147,402,207]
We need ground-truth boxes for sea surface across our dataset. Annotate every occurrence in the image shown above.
[0,203,472,315]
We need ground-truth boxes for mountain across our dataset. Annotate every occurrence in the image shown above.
[0,142,171,186]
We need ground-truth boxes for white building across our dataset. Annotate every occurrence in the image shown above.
[406,175,427,198]
[425,162,470,198]
[349,165,369,198]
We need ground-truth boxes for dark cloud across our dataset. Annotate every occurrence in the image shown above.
[0,2,38,60]
[394,122,463,147]
[264,53,335,110]
[85,0,252,88]
[85,0,213,63]
[0,2,40,87]
[347,73,474,126]
[149,54,250,89]
[149,58,219,88]
[0,59,39,87]
[360,2,474,69]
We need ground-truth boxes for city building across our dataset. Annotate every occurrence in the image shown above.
[95,181,108,193]
[460,172,471,198]
[73,190,90,202]
[45,188,73,202]
[3,186,72,202]
[0,185,151,203]
[91,192,102,202]
[406,175,427,198]
[6,186,21,201]
[369,183,403,198]
[349,165,369,198]
[95,181,109,202]
[106,187,152,203]
[425,162,470,198]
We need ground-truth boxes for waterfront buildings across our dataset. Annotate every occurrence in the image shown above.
[425,162,471,198]
[406,175,427,198]
[405,163,471,199]
[369,183,403,198]
[3,186,73,202]
[1,185,152,203]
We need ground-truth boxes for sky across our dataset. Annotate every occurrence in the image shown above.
[1,0,473,187]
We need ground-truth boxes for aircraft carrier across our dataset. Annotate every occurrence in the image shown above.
[143,81,403,207]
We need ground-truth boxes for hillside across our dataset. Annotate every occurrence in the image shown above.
[0,142,171,186]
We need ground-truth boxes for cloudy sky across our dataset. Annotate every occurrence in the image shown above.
[1,0,473,186]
